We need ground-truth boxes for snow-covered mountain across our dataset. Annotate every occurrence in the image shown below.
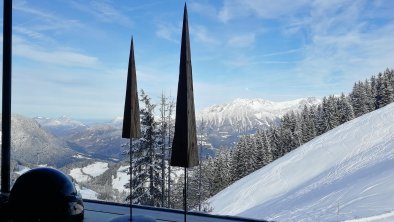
[29,97,322,160]
[196,97,321,148]
[209,102,394,221]
[0,114,79,167]
[34,116,87,138]
[198,97,320,131]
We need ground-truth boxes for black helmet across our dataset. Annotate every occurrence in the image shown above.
[9,167,84,221]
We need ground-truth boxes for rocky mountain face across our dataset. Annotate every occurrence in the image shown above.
[0,114,78,167]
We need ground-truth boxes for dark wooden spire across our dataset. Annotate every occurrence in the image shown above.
[122,37,141,139]
[170,4,199,168]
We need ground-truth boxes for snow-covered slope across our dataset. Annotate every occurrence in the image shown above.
[112,165,129,193]
[197,97,320,131]
[209,103,394,221]
[70,161,109,183]
[0,114,78,167]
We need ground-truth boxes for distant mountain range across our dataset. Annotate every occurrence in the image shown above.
[196,97,321,148]
[0,97,322,167]
[0,114,79,167]
[34,116,88,138]
[197,97,320,132]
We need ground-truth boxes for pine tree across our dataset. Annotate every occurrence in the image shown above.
[351,82,369,116]
[245,135,257,173]
[166,97,175,208]
[158,92,167,207]
[370,75,378,110]
[254,131,265,169]
[293,112,303,147]
[132,90,163,206]
[314,104,325,136]
[232,136,249,180]
[337,93,355,124]
[301,105,316,143]
[364,79,374,112]
[375,73,385,109]
[382,72,394,106]
[261,130,273,164]
[322,96,339,131]
[269,126,282,158]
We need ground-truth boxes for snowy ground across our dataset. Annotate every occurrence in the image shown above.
[344,210,394,222]
[73,153,92,160]
[14,165,30,175]
[209,103,394,221]
[70,161,109,183]
[112,165,129,193]
[75,183,98,200]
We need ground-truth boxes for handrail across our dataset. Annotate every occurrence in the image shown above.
[83,199,267,222]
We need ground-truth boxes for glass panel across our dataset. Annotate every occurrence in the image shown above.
[7,1,394,221]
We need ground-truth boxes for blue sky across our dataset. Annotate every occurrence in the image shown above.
[1,0,394,119]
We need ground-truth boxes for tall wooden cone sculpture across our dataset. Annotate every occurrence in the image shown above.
[170,4,199,222]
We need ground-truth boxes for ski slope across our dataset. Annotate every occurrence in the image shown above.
[209,103,394,221]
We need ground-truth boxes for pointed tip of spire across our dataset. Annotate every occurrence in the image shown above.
[184,2,188,16]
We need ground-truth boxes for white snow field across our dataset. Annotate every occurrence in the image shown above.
[75,183,99,200]
[69,161,109,183]
[210,103,394,221]
[112,165,129,193]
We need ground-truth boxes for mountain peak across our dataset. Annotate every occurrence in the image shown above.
[197,97,321,132]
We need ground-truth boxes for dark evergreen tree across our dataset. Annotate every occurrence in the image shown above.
[337,93,355,124]
[370,75,378,110]
[382,72,394,106]
[132,90,163,206]
[364,79,374,112]
[301,105,316,143]
[314,104,325,136]
[269,126,282,158]
[322,96,339,131]
[261,130,273,165]
[351,81,369,117]
[254,131,265,169]
[245,135,257,173]
[375,73,385,109]
[231,137,246,181]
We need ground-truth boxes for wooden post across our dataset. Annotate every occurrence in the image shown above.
[1,0,12,194]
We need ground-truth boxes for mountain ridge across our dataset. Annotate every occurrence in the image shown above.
[0,114,79,167]
[197,97,321,131]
